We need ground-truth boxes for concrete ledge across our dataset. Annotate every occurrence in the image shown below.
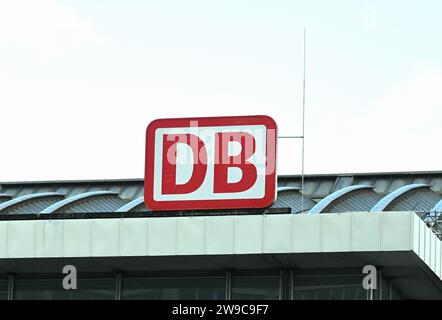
[0,211,439,281]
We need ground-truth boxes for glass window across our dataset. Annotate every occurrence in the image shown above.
[231,275,280,300]
[391,285,404,300]
[14,277,115,300]
[294,275,367,300]
[0,279,8,300]
[122,276,225,300]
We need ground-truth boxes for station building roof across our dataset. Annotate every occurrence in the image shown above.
[0,171,441,298]
[1,170,442,215]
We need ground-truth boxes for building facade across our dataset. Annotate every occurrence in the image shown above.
[0,171,441,299]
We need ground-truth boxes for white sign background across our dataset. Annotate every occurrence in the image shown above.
[153,124,267,201]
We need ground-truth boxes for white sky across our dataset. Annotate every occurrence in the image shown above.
[0,0,441,182]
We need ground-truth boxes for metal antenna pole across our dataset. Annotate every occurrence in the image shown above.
[277,29,307,214]
[301,29,307,213]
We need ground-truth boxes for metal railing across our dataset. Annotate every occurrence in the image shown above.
[416,211,442,240]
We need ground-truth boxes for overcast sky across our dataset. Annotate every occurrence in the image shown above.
[0,0,441,182]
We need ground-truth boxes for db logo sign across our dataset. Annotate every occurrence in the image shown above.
[144,115,277,211]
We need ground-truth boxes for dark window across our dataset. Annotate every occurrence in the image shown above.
[0,279,8,300]
[294,275,367,300]
[391,285,404,300]
[122,276,225,300]
[231,275,280,300]
[14,278,115,300]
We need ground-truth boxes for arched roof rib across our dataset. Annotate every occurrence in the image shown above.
[308,185,372,214]
[0,192,65,214]
[370,184,441,212]
[277,187,300,192]
[0,179,440,215]
[40,191,126,214]
[116,197,146,212]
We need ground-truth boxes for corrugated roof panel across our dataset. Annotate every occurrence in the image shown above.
[272,190,316,213]
[386,188,442,212]
[0,192,65,214]
[1,172,442,216]
[62,195,129,213]
[40,191,128,214]
[116,197,146,212]
[324,189,383,213]
[370,184,430,212]
[309,185,372,214]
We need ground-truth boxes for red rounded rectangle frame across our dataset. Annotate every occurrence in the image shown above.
[144,115,277,211]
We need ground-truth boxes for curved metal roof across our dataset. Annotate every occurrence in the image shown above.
[0,174,441,217]
[370,184,431,212]
[116,197,146,212]
[277,187,300,192]
[0,192,65,214]
[0,184,438,215]
[115,189,317,214]
[269,188,314,213]
[432,199,442,213]
[40,191,125,214]
[0,194,12,204]
[1,173,441,238]
[308,185,372,214]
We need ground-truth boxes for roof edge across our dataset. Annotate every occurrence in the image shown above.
[2,170,442,186]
